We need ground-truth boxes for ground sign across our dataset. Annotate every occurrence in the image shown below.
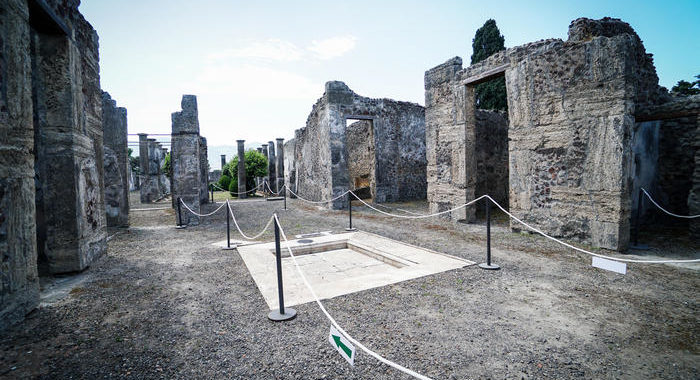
[592,256,627,274]
[329,325,355,366]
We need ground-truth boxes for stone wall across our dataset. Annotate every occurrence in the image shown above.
[171,95,201,225]
[294,81,426,209]
[102,92,129,227]
[0,0,39,330]
[690,120,700,239]
[139,137,168,202]
[425,17,670,250]
[283,137,297,197]
[475,110,509,207]
[199,137,208,204]
[1,0,107,329]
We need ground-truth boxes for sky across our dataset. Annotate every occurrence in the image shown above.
[81,0,699,168]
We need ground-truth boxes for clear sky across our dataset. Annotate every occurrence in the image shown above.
[81,0,699,152]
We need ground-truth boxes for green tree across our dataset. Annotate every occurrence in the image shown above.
[226,150,268,196]
[471,19,507,111]
[128,148,139,173]
[670,75,700,96]
[161,152,172,178]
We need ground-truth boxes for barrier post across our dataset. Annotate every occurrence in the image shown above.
[346,191,357,231]
[630,187,649,250]
[176,197,185,229]
[283,184,287,210]
[268,214,297,321]
[479,197,499,270]
[223,200,236,250]
[210,184,214,203]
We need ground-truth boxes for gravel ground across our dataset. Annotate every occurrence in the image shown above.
[1,191,698,379]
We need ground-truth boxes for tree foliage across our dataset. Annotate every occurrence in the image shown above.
[471,19,507,111]
[670,75,700,96]
[222,150,268,196]
[161,152,172,178]
[128,148,139,173]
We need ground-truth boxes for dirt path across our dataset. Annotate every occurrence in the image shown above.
[1,194,697,379]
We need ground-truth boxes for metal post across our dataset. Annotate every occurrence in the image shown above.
[631,187,649,250]
[268,214,296,321]
[479,198,499,270]
[346,191,357,231]
[176,197,185,229]
[223,200,235,250]
[283,184,287,210]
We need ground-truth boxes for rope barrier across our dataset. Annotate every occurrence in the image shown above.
[212,182,263,195]
[274,215,433,380]
[227,201,275,240]
[483,195,700,264]
[178,198,227,217]
[286,187,350,204]
[265,181,285,196]
[641,188,700,219]
[349,191,488,220]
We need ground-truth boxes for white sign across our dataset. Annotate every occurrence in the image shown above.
[329,325,355,366]
[592,256,627,274]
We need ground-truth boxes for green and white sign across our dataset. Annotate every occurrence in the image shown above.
[329,325,355,366]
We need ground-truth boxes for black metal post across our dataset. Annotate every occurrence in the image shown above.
[268,214,296,321]
[346,191,356,231]
[283,185,287,210]
[176,197,183,228]
[210,185,214,203]
[479,197,499,270]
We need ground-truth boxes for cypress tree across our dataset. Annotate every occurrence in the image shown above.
[471,19,507,110]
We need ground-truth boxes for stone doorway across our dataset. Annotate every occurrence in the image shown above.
[345,117,376,200]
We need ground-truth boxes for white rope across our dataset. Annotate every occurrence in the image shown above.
[214,182,263,195]
[265,181,285,196]
[274,215,433,380]
[211,183,227,191]
[367,201,424,216]
[642,188,700,219]
[287,187,351,205]
[350,191,487,219]
[484,195,700,264]
[227,200,275,240]
[179,198,227,217]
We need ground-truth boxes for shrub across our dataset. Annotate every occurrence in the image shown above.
[224,150,267,196]
[218,175,231,191]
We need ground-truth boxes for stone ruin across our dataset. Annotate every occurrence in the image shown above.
[425,17,699,250]
[287,81,427,209]
[102,92,129,227]
[1,0,114,329]
[171,95,208,225]
[138,134,170,203]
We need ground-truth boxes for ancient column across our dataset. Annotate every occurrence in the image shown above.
[220,154,226,170]
[199,136,208,204]
[276,138,285,192]
[102,92,129,227]
[237,140,247,198]
[268,140,277,192]
[262,143,269,190]
[138,133,150,202]
[171,95,201,225]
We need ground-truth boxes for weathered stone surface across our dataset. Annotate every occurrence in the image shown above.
[475,110,509,207]
[171,95,201,225]
[690,116,700,238]
[139,136,168,203]
[346,120,375,199]
[267,140,277,192]
[199,136,208,204]
[284,137,297,197]
[425,17,678,250]
[102,92,129,227]
[276,138,285,193]
[294,81,426,209]
[0,0,39,330]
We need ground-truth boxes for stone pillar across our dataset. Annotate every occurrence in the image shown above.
[463,84,477,222]
[199,136,208,204]
[237,140,247,198]
[262,144,269,189]
[220,154,226,170]
[102,92,129,227]
[138,133,150,202]
[268,140,277,192]
[276,138,285,192]
[171,95,201,225]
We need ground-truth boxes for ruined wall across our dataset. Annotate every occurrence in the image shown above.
[475,110,509,207]
[0,0,39,330]
[690,121,700,239]
[346,120,375,198]
[171,95,201,225]
[295,81,426,208]
[199,137,208,204]
[102,92,129,227]
[139,137,168,203]
[32,0,106,272]
[425,18,667,250]
[267,140,277,192]
[283,137,297,196]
